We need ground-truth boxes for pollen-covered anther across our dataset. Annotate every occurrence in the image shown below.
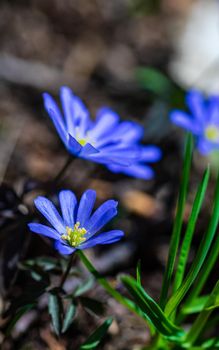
[61,222,87,247]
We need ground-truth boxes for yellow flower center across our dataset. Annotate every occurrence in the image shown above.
[78,138,87,146]
[61,222,87,247]
[205,126,219,142]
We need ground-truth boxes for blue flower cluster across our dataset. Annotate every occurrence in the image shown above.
[29,189,124,255]
[171,90,219,155]
[43,86,161,179]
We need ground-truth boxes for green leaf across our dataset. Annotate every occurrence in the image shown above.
[62,300,76,333]
[181,296,209,315]
[136,260,142,286]
[173,168,210,292]
[48,290,62,336]
[160,133,193,309]
[80,317,113,350]
[185,281,219,346]
[74,276,95,297]
[6,304,35,336]
[165,171,219,317]
[136,67,173,98]
[121,275,185,340]
[79,297,105,316]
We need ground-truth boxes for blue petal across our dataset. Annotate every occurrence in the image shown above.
[59,190,77,227]
[186,90,206,123]
[34,196,65,233]
[208,96,219,126]
[108,163,154,180]
[79,230,124,249]
[170,111,201,134]
[89,107,119,140]
[79,143,99,156]
[113,121,144,143]
[28,223,60,240]
[197,138,216,155]
[68,135,82,154]
[77,190,96,227]
[140,146,162,162]
[85,200,118,236]
[60,86,76,136]
[43,93,67,144]
[54,240,76,255]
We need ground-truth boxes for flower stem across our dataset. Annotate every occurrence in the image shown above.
[59,254,74,289]
[77,250,149,324]
[53,155,74,184]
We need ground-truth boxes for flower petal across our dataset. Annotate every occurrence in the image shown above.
[186,90,206,123]
[60,86,76,136]
[79,143,99,157]
[28,223,60,240]
[59,190,77,227]
[34,196,65,233]
[170,111,201,134]
[77,189,96,227]
[68,135,82,154]
[86,200,118,236]
[43,93,67,144]
[197,138,215,155]
[90,107,119,140]
[79,230,124,249]
[140,146,162,162]
[108,163,155,179]
[54,240,76,255]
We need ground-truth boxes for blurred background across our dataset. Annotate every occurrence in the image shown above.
[0,0,219,349]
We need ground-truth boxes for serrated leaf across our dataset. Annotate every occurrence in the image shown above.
[80,317,113,350]
[121,275,185,340]
[62,301,76,333]
[74,276,94,297]
[48,291,62,336]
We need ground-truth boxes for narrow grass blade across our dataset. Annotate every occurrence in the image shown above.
[185,281,219,346]
[173,168,210,292]
[121,275,185,340]
[165,172,219,316]
[80,317,113,349]
[160,133,193,309]
[186,233,219,304]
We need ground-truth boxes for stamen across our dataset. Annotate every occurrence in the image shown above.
[61,222,87,247]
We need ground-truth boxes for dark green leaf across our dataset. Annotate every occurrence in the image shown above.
[136,67,173,98]
[74,277,94,297]
[6,304,35,336]
[80,318,113,350]
[136,260,142,286]
[79,297,105,316]
[62,301,76,333]
[48,291,62,336]
[121,275,185,340]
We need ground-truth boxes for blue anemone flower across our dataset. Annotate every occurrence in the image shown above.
[43,86,161,179]
[170,90,219,155]
[28,189,124,255]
